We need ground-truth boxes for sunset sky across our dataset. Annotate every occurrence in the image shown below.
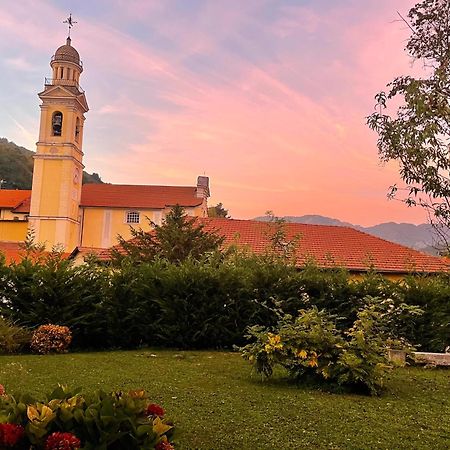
[0,0,429,226]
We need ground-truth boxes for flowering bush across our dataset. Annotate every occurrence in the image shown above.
[45,432,80,450]
[0,423,25,447]
[146,403,165,417]
[240,297,417,395]
[30,325,72,354]
[0,385,175,449]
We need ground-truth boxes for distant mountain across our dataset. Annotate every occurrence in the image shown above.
[254,214,440,255]
[0,138,103,189]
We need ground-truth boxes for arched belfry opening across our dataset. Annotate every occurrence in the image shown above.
[52,111,63,136]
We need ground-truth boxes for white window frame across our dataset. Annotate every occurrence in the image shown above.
[125,210,140,224]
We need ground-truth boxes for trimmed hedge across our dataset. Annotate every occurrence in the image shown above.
[0,253,448,351]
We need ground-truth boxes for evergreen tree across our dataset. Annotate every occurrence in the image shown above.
[112,204,224,265]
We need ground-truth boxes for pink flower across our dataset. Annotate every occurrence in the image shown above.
[0,423,25,447]
[0,384,5,396]
[45,432,81,450]
[146,403,165,417]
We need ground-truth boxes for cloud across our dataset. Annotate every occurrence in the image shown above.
[0,0,428,226]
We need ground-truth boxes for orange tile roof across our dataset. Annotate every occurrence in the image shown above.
[0,242,23,264]
[99,218,449,274]
[80,184,203,209]
[0,241,70,265]
[0,184,204,213]
[12,196,31,213]
[0,190,31,209]
[198,218,449,273]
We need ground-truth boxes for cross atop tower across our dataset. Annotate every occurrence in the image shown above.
[63,13,77,37]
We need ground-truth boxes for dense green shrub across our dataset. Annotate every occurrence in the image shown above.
[0,253,112,349]
[399,275,450,351]
[0,317,31,354]
[0,384,174,449]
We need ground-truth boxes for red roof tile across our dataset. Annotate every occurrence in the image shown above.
[0,242,23,264]
[80,184,203,209]
[12,196,31,213]
[100,218,449,274]
[0,241,70,265]
[0,190,31,209]
[197,218,449,273]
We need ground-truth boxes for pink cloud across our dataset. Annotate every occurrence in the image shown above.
[0,0,429,226]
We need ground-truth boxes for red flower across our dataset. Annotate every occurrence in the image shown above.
[155,441,174,450]
[0,384,5,396]
[146,403,165,417]
[45,432,81,450]
[0,423,25,447]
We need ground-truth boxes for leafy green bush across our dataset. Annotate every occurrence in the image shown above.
[240,297,420,395]
[0,385,174,449]
[0,317,31,354]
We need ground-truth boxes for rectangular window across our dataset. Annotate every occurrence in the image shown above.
[126,211,140,224]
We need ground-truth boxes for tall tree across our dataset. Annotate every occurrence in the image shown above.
[367,0,450,244]
[112,204,224,265]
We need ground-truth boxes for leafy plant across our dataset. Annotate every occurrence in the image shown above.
[0,318,31,354]
[240,298,419,395]
[0,385,174,449]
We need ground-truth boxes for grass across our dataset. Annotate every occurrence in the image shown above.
[1,350,449,449]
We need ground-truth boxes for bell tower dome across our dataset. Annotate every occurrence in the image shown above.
[28,32,89,252]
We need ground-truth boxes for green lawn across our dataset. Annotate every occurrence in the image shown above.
[1,350,449,449]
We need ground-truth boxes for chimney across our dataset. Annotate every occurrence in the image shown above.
[196,176,210,198]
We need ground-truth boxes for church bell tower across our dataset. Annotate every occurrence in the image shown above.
[29,29,88,251]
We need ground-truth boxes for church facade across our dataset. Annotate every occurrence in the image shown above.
[0,37,209,253]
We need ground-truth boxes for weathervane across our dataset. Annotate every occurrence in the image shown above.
[63,13,77,37]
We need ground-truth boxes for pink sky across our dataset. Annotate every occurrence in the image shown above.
[0,0,429,226]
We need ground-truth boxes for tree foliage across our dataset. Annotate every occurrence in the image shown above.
[367,0,450,243]
[207,202,229,218]
[112,204,225,265]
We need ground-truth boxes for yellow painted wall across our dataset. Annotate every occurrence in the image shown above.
[80,208,160,248]
[0,209,28,221]
[80,204,208,249]
[0,221,28,242]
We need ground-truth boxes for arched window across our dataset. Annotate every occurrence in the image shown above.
[75,117,80,142]
[52,111,63,136]
[126,211,140,224]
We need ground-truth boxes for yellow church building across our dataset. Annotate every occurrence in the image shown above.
[0,36,209,255]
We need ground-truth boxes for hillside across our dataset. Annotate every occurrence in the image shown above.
[254,214,439,254]
[0,138,103,189]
